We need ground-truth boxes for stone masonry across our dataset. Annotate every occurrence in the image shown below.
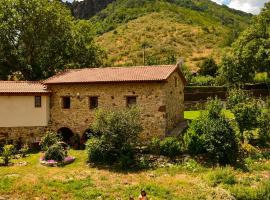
[48,70,184,140]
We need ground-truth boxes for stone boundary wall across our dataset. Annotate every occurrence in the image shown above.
[184,86,270,110]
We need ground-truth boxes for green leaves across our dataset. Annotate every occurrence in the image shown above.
[0,0,104,80]
[220,2,270,85]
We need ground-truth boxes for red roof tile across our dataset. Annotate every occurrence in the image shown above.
[44,65,186,84]
[0,81,50,94]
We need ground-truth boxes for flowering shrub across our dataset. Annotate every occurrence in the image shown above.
[44,144,65,162]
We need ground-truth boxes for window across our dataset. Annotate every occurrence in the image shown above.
[126,96,137,107]
[89,96,98,109]
[62,97,70,109]
[35,96,41,107]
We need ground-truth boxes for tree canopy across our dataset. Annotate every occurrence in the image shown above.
[221,2,270,84]
[0,0,104,80]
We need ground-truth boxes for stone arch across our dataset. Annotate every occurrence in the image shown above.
[57,127,74,145]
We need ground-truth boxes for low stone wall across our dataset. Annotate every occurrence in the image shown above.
[0,126,47,144]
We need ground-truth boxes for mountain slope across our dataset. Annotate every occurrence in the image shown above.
[73,0,252,68]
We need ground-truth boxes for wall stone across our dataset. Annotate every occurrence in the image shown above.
[48,82,169,140]
[0,126,47,144]
[0,74,185,143]
[48,76,184,140]
[164,70,185,133]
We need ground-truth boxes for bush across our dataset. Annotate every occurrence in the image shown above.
[88,108,142,168]
[86,137,110,164]
[149,137,161,155]
[198,57,218,77]
[232,101,260,140]
[184,98,239,165]
[206,167,236,186]
[226,88,251,109]
[0,144,15,166]
[241,142,262,159]
[44,144,65,162]
[258,111,270,146]
[190,75,215,86]
[160,137,182,158]
[19,144,29,158]
[40,131,60,151]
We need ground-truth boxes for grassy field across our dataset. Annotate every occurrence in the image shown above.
[184,110,235,120]
[0,150,269,199]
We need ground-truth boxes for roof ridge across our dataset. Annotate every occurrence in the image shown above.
[0,81,42,83]
[66,65,176,71]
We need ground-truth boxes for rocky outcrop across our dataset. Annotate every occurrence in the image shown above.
[68,0,115,19]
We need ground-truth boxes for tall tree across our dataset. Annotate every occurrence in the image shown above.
[0,0,104,80]
[221,2,270,84]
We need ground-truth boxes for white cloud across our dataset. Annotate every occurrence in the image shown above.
[212,0,269,14]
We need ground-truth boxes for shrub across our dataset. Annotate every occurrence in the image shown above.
[241,142,262,159]
[190,75,215,86]
[19,144,29,158]
[232,101,260,141]
[160,137,182,158]
[226,88,251,109]
[203,117,239,164]
[0,144,15,166]
[184,98,239,165]
[258,111,270,146]
[184,116,206,155]
[206,167,236,186]
[254,72,268,83]
[44,144,65,162]
[88,108,142,168]
[198,57,218,77]
[182,158,203,172]
[86,137,110,164]
[149,137,161,155]
[40,131,60,151]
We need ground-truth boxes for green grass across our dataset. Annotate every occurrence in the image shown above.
[0,150,269,199]
[184,110,234,120]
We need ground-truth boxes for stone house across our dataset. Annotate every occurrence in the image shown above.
[0,65,186,144]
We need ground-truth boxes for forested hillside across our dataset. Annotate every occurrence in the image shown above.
[69,0,252,69]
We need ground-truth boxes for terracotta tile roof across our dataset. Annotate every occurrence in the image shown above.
[44,65,186,84]
[0,81,50,94]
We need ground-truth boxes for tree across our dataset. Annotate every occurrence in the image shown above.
[199,57,218,77]
[220,2,270,84]
[0,0,104,80]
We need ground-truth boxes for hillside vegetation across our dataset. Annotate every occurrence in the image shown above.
[87,0,252,68]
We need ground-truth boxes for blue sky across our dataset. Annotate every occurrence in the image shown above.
[66,0,269,14]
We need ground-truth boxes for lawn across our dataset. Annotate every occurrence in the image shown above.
[184,110,235,120]
[0,150,269,199]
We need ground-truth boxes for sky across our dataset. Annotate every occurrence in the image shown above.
[66,0,270,15]
[211,0,269,14]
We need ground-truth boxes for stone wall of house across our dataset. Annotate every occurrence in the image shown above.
[48,82,170,139]
[164,70,185,133]
[0,126,47,144]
